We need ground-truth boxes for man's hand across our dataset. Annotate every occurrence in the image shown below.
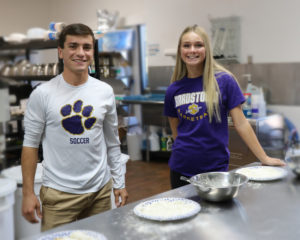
[113,188,128,207]
[22,193,42,223]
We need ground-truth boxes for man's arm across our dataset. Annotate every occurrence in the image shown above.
[103,90,128,205]
[21,146,42,223]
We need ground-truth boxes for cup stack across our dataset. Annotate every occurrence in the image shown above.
[44,22,66,40]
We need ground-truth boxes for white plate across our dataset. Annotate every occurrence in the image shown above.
[37,230,107,240]
[236,166,288,181]
[133,197,201,221]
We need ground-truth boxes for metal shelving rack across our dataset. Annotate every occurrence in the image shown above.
[0,38,101,81]
[210,16,241,63]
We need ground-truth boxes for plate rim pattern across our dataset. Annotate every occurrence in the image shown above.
[37,229,107,240]
[235,166,288,181]
[133,197,201,221]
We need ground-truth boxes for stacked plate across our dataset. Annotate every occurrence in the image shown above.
[133,197,201,221]
[235,166,288,181]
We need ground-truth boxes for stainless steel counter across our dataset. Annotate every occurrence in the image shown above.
[25,164,300,240]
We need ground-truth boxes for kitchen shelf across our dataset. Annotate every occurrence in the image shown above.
[5,145,23,152]
[10,115,24,121]
[3,75,57,81]
[0,39,58,51]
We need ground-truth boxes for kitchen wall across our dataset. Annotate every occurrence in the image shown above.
[50,0,300,66]
[2,0,300,65]
[0,0,52,35]
[1,0,299,132]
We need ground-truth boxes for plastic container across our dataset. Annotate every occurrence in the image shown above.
[243,74,262,118]
[160,128,167,151]
[242,93,252,118]
[0,178,17,240]
[49,22,66,32]
[126,132,142,160]
[148,126,160,152]
[166,136,173,151]
[258,87,266,118]
[244,74,259,95]
[251,94,259,119]
[1,164,43,239]
[43,31,58,40]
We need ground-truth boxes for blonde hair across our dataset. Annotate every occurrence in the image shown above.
[171,25,236,122]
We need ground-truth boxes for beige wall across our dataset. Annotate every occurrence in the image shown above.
[1,0,300,66]
[0,0,52,35]
[48,0,145,30]
[1,0,300,131]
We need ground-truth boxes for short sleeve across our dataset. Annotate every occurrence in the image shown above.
[221,74,245,111]
[164,84,178,117]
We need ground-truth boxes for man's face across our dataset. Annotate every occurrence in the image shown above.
[58,35,94,74]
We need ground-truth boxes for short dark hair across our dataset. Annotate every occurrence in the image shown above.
[58,23,95,48]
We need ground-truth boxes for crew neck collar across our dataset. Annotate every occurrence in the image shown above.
[60,74,90,88]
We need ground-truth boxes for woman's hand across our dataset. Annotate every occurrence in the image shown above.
[260,156,286,166]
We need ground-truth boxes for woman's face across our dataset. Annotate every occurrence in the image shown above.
[180,31,206,68]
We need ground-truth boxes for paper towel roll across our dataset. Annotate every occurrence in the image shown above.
[126,133,142,161]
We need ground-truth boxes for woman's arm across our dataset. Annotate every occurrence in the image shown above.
[229,105,285,166]
[168,117,180,140]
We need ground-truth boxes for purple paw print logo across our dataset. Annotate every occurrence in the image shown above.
[61,100,96,135]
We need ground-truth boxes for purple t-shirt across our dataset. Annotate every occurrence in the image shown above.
[164,72,245,176]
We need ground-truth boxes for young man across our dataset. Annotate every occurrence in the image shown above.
[21,23,128,231]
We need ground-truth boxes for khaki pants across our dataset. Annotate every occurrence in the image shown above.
[40,179,112,232]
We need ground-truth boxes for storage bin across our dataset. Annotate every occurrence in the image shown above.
[0,178,17,240]
[1,163,43,239]
[126,132,142,161]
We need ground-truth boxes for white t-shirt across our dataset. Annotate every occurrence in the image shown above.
[23,74,124,194]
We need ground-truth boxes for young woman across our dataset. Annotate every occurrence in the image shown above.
[164,25,285,188]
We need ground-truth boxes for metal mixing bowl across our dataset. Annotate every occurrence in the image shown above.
[189,172,249,202]
[286,155,300,176]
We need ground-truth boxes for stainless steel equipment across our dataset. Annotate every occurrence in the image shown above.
[228,114,287,169]
[256,114,287,158]
[286,155,300,176]
[0,79,10,170]
[187,172,248,202]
